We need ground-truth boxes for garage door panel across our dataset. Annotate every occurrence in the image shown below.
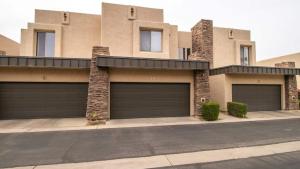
[111,83,190,119]
[232,84,281,111]
[0,83,88,119]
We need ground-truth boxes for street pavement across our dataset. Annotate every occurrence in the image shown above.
[1,118,300,168]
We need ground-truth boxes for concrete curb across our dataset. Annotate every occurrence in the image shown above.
[1,115,300,133]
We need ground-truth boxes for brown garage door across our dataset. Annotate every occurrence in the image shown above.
[0,83,88,119]
[232,84,281,111]
[110,83,190,119]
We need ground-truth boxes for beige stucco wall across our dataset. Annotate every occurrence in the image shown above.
[257,53,300,89]
[178,31,191,48]
[213,27,256,68]
[20,10,101,58]
[210,74,285,111]
[101,3,178,59]
[109,68,194,116]
[0,68,89,82]
[0,34,20,56]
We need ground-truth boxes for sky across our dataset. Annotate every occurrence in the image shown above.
[0,0,299,60]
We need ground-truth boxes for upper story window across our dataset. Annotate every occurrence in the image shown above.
[36,31,55,57]
[178,48,191,60]
[240,46,250,66]
[140,30,162,52]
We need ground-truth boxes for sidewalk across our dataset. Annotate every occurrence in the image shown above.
[1,110,300,133]
[6,141,300,169]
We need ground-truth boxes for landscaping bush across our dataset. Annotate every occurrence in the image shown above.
[201,101,220,121]
[227,102,247,118]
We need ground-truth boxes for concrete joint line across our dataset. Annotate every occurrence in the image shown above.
[8,141,300,169]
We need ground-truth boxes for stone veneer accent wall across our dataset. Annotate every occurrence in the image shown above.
[189,19,213,116]
[86,46,110,123]
[275,62,299,110]
[190,19,213,67]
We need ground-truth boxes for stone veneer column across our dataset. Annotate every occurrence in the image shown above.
[86,46,110,123]
[189,19,213,116]
[275,62,299,110]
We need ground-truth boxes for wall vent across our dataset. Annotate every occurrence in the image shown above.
[62,12,70,25]
[228,29,234,39]
[128,7,137,20]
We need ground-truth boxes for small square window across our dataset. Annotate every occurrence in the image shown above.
[178,48,191,60]
[140,30,162,52]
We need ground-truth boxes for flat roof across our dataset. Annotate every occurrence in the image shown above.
[210,65,300,76]
[0,56,90,69]
[97,56,209,70]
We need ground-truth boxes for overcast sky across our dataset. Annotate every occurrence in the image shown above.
[0,0,299,60]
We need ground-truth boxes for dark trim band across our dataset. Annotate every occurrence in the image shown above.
[0,56,90,69]
[96,56,209,70]
[210,65,300,76]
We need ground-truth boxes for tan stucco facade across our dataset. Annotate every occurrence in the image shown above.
[210,74,285,111]
[109,68,195,116]
[213,27,256,68]
[0,68,89,82]
[18,3,258,65]
[257,53,300,89]
[2,2,295,118]
[101,3,178,59]
[0,34,20,56]
[20,10,101,58]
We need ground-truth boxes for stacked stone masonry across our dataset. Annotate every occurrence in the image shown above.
[194,70,211,115]
[189,19,213,115]
[190,19,213,67]
[86,46,110,123]
[275,62,299,110]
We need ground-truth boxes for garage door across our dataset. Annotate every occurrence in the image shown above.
[232,84,281,111]
[110,83,190,119]
[0,83,88,119]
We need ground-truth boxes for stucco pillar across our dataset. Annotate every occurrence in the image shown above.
[189,19,213,116]
[275,62,299,110]
[86,46,110,124]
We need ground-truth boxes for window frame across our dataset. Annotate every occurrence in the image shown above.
[139,28,163,52]
[35,31,55,57]
[240,46,250,66]
[178,47,191,60]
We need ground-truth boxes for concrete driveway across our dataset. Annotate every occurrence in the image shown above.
[1,118,300,168]
[1,110,300,133]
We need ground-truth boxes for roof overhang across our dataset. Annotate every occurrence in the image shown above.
[0,56,90,69]
[210,65,300,76]
[96,56,209,70]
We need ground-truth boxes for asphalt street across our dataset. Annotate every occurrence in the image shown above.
[1,118,300,168]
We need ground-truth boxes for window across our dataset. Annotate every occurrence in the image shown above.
[240,46,250,66]
[178,48,191,60]
[140,30,162,52]
[36,32,55,57]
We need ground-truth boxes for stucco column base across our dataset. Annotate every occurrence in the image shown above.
[86,46,110,124]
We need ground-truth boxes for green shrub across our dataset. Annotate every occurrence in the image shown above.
[227,102,247,118]
[201,102,220,121]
